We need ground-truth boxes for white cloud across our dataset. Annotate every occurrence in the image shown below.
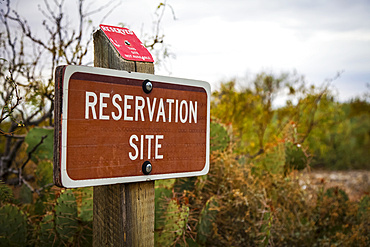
[7,0,370,100]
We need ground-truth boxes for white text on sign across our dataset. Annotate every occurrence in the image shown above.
[84,91,199,162]
[85,92,198,124]
[128,134,163,161]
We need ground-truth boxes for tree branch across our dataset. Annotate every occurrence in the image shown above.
[21,134,47,170]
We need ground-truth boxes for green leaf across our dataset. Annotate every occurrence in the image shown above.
[186,237,201,247]
[0,205,28,246]
[35,160,53,188]
[174,176,197,194]
[55,190,78,241]
[156,199,189,246]
[76,187,93,222]
[38,212,57,246]
[325,187,349,202]
[0,181,14,205]
[285,142,307,172]
[19,183,33,204]
[24,127,54,163]
[357,195,369,219]
[210,121,230,152]
[155,179,174,232]
[197,196,218,245]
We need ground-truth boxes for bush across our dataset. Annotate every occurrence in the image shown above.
[157,148,369,246]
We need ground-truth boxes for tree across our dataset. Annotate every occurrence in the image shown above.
[307,98,370,169]
[0,1,176,245]
[0,0,173,187]
[211,71,338,170]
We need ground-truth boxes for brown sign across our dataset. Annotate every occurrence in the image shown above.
[54,65,210,188]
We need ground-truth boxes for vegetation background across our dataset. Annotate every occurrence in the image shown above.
[0,0,369,246]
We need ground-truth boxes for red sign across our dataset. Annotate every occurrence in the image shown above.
[54,65,210,188]
[99,24,154,62]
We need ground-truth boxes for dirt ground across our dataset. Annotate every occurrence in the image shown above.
[299,170,370,201]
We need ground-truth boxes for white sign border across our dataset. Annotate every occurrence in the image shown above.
[60,65,210,188]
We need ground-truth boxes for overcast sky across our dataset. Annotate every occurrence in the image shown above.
[7,0,370,101]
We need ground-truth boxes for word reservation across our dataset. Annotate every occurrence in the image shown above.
[85,92,198,124]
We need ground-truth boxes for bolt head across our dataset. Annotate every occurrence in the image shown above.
[142,161,152,175]
[142,79,153,94]
[145,81,153,92]
[145,163,152,173]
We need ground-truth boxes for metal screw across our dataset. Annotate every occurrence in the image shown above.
[145,163,152,173]
[124,40,131,46]
[145,81,152,91]
[142,161,152,175]
[142,79,153,94]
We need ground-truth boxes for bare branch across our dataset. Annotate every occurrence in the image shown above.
[0,75,23,125]
[298,88,327,144]
[98,0,123,24]
[21,134,48,170]
[84,0,120,17]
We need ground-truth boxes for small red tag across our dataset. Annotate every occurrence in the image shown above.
[99,24,154,63]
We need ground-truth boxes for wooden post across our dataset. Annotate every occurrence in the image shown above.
[93,29,155,247]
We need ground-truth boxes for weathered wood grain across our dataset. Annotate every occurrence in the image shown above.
[93,29,155,247]
[53,65,66,187]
